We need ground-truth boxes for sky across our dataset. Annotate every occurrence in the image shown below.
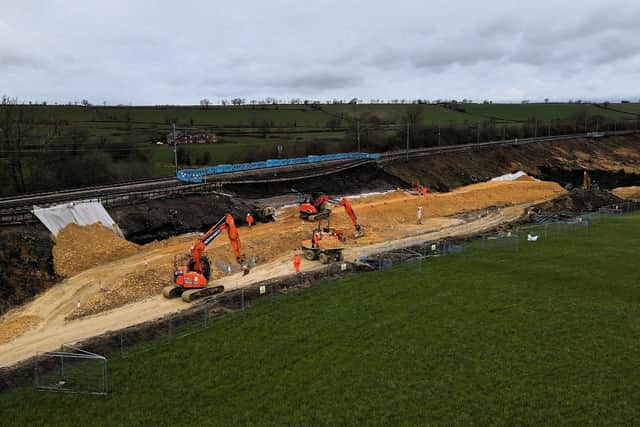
[1,0,639,105]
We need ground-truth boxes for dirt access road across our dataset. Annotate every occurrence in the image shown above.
[0,179,564,368]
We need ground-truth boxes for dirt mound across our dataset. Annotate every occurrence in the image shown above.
[0,315,42,344]
[533,188,623,213]
[53,223,140,277]
[612,186,640,200]
[65,264,174,320]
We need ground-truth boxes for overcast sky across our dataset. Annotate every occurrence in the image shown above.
[1,0,639,105]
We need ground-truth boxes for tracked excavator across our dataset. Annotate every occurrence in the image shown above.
[295,190,364,239]
[298,192,331,221]
[407,179,429,196]
[163,213,251,302]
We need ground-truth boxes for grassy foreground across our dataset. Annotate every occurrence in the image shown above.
[2,214,640,425]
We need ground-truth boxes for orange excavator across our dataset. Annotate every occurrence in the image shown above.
[296,191,364,239]
[407,179,429,196]
[325,197,365,240]
[163,213,251,302]
[298,192,331,221]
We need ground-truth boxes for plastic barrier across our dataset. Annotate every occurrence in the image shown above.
[176,152,381,183]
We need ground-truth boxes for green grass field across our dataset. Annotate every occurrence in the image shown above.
[2,214,640,425]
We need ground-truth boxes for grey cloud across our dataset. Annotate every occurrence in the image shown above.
[1,0,639,104]
[276,73,362,90]
[0,49,46,69]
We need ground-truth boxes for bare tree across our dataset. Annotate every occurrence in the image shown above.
[405,104,424,127]
[261,119,273,138]
[200,98,211,109]
[0,108,33,193]
[404,104,424,146]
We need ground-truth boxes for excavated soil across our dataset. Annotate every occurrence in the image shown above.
[612,186,640,200]
[48,179,564,320]
[532,188,624,213]
[0,225,57,310]
[384,135,640,191]
[0,315,42,344]
[53,223,140,277]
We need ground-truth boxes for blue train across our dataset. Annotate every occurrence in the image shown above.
[176,152,381,183]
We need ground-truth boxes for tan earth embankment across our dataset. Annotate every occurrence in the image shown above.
[612,186,640,200]
[53,223,140,277]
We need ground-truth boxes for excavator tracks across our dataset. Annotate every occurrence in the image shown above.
[162,285,183,299]
[162,284,225,302]
[181,285,225,303]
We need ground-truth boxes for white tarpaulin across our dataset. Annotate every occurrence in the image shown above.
[490,171,539,182]
[32,200,123,237]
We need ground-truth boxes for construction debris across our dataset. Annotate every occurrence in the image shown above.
[53,223,140,277]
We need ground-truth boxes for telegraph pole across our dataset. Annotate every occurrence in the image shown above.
[172,122,178,174]
[356,120,361,152]
[437,124,441,146]
[476,122,480,143]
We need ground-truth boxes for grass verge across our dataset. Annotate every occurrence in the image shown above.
[1,214,640,425]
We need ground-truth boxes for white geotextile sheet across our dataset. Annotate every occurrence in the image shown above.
[490,171,538,182]
[32,200,123,237]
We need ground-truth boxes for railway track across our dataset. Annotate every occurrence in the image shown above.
[379,130,637,163]
[1,129,636,225]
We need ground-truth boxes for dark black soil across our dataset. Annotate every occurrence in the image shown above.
[0,225,57,312]
[537,167,640,189]
[110,193,259,244]
[225,164,406,198]
[532,188,625,213]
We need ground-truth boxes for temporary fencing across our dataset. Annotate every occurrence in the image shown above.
[33,345,108,396]
[176,152,381,183]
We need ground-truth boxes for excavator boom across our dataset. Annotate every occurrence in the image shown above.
[191,213,248,275]
[329,197,364,238]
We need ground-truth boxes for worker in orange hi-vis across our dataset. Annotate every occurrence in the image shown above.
[293,253,301,273]
[246,213,254,227]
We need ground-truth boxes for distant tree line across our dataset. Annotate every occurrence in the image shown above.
[0,106,152,195]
